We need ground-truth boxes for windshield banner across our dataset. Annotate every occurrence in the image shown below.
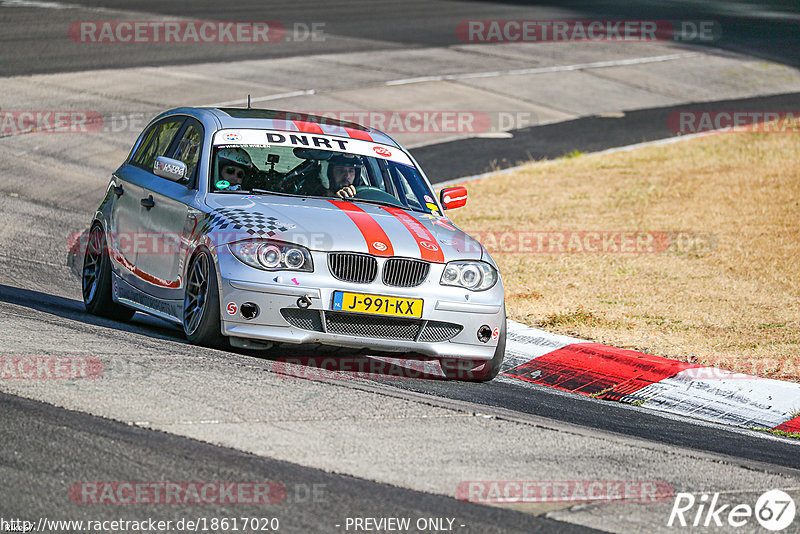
[212,129,413,166]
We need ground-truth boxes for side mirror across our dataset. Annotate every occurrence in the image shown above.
[153,156,188,182]
[439,186,468,210]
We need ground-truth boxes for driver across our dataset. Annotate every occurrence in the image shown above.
[326,154,363,198]
[216,147,253,191]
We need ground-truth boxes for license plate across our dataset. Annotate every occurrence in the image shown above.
[332,291,423,318]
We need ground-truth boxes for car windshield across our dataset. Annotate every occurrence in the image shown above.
[209,142,439,214]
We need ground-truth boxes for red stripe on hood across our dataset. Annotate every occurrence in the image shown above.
[381,206,445,263]
[326,200,394,257]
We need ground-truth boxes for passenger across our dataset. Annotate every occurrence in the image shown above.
[216,147,252,191]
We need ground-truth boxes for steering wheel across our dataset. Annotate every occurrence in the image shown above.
[354,186,404,206]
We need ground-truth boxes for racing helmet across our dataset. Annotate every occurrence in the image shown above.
[218,147,252,167]
[218,147,253,180]
[326,153,363,184]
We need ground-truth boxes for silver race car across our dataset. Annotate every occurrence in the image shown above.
[70,107,506,380]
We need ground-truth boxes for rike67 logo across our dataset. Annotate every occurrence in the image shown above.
[668,490,796,531]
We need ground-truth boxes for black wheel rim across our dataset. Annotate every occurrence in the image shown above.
[184,252,209,335]
[82,229,103,303]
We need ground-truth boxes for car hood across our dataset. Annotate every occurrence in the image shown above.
[203,194,484,262]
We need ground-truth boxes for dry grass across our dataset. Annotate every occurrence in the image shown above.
[447,130,800,381]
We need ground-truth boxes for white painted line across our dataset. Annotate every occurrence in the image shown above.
[205,89,317,108]
[202,53,698,114]
[386,53,698,86]
[0,0,170,16]
[384,75,443,86]
[0,0,83,8]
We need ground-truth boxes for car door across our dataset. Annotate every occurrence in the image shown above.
[136,118,204,303]
[110,116,184,287]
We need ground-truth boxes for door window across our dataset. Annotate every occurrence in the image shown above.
[131,118,184,171]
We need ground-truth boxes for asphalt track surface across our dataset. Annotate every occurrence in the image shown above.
[414,90,800,182]
[3,0,798,179]
[1,0,798,77]
[3,0,800,531]
[2,392,589,533]
[3,283,799,472]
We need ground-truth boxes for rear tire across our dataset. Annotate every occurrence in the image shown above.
[440,316,506,382]
[183,249,227,349]
[82,224,135,322]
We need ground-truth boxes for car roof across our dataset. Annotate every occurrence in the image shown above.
[159,106,401,148]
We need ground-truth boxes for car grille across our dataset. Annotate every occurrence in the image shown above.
[280,308,324,332]
[326,311,419,340]
[382,258,430,287]
[328,253,378,284]
[280,309,462,342]
[417,322,464,342]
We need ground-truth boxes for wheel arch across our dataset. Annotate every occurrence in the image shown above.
[182,242,225,314]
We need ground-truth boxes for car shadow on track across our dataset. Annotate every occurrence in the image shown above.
[0,283,185,339]
[0,283,452,381]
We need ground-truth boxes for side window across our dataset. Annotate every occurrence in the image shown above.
[171,120,203,184]
[130,118,184,171]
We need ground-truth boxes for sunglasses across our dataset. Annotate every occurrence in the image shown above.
[222,166,246,180]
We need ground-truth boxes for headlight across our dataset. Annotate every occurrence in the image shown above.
[229,240,313,272]
[257,245,282,268]
[284,248,305,269]
[440,261,497,291]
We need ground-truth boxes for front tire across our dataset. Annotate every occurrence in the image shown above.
[440,317,506,382]
[82,224,135,321]
[183,249,227,349]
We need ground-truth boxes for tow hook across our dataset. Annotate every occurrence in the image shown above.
[297,295,313,309]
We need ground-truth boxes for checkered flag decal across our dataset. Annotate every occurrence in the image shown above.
[200,208,296,238]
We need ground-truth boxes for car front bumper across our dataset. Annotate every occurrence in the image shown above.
[215,250,505,360]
